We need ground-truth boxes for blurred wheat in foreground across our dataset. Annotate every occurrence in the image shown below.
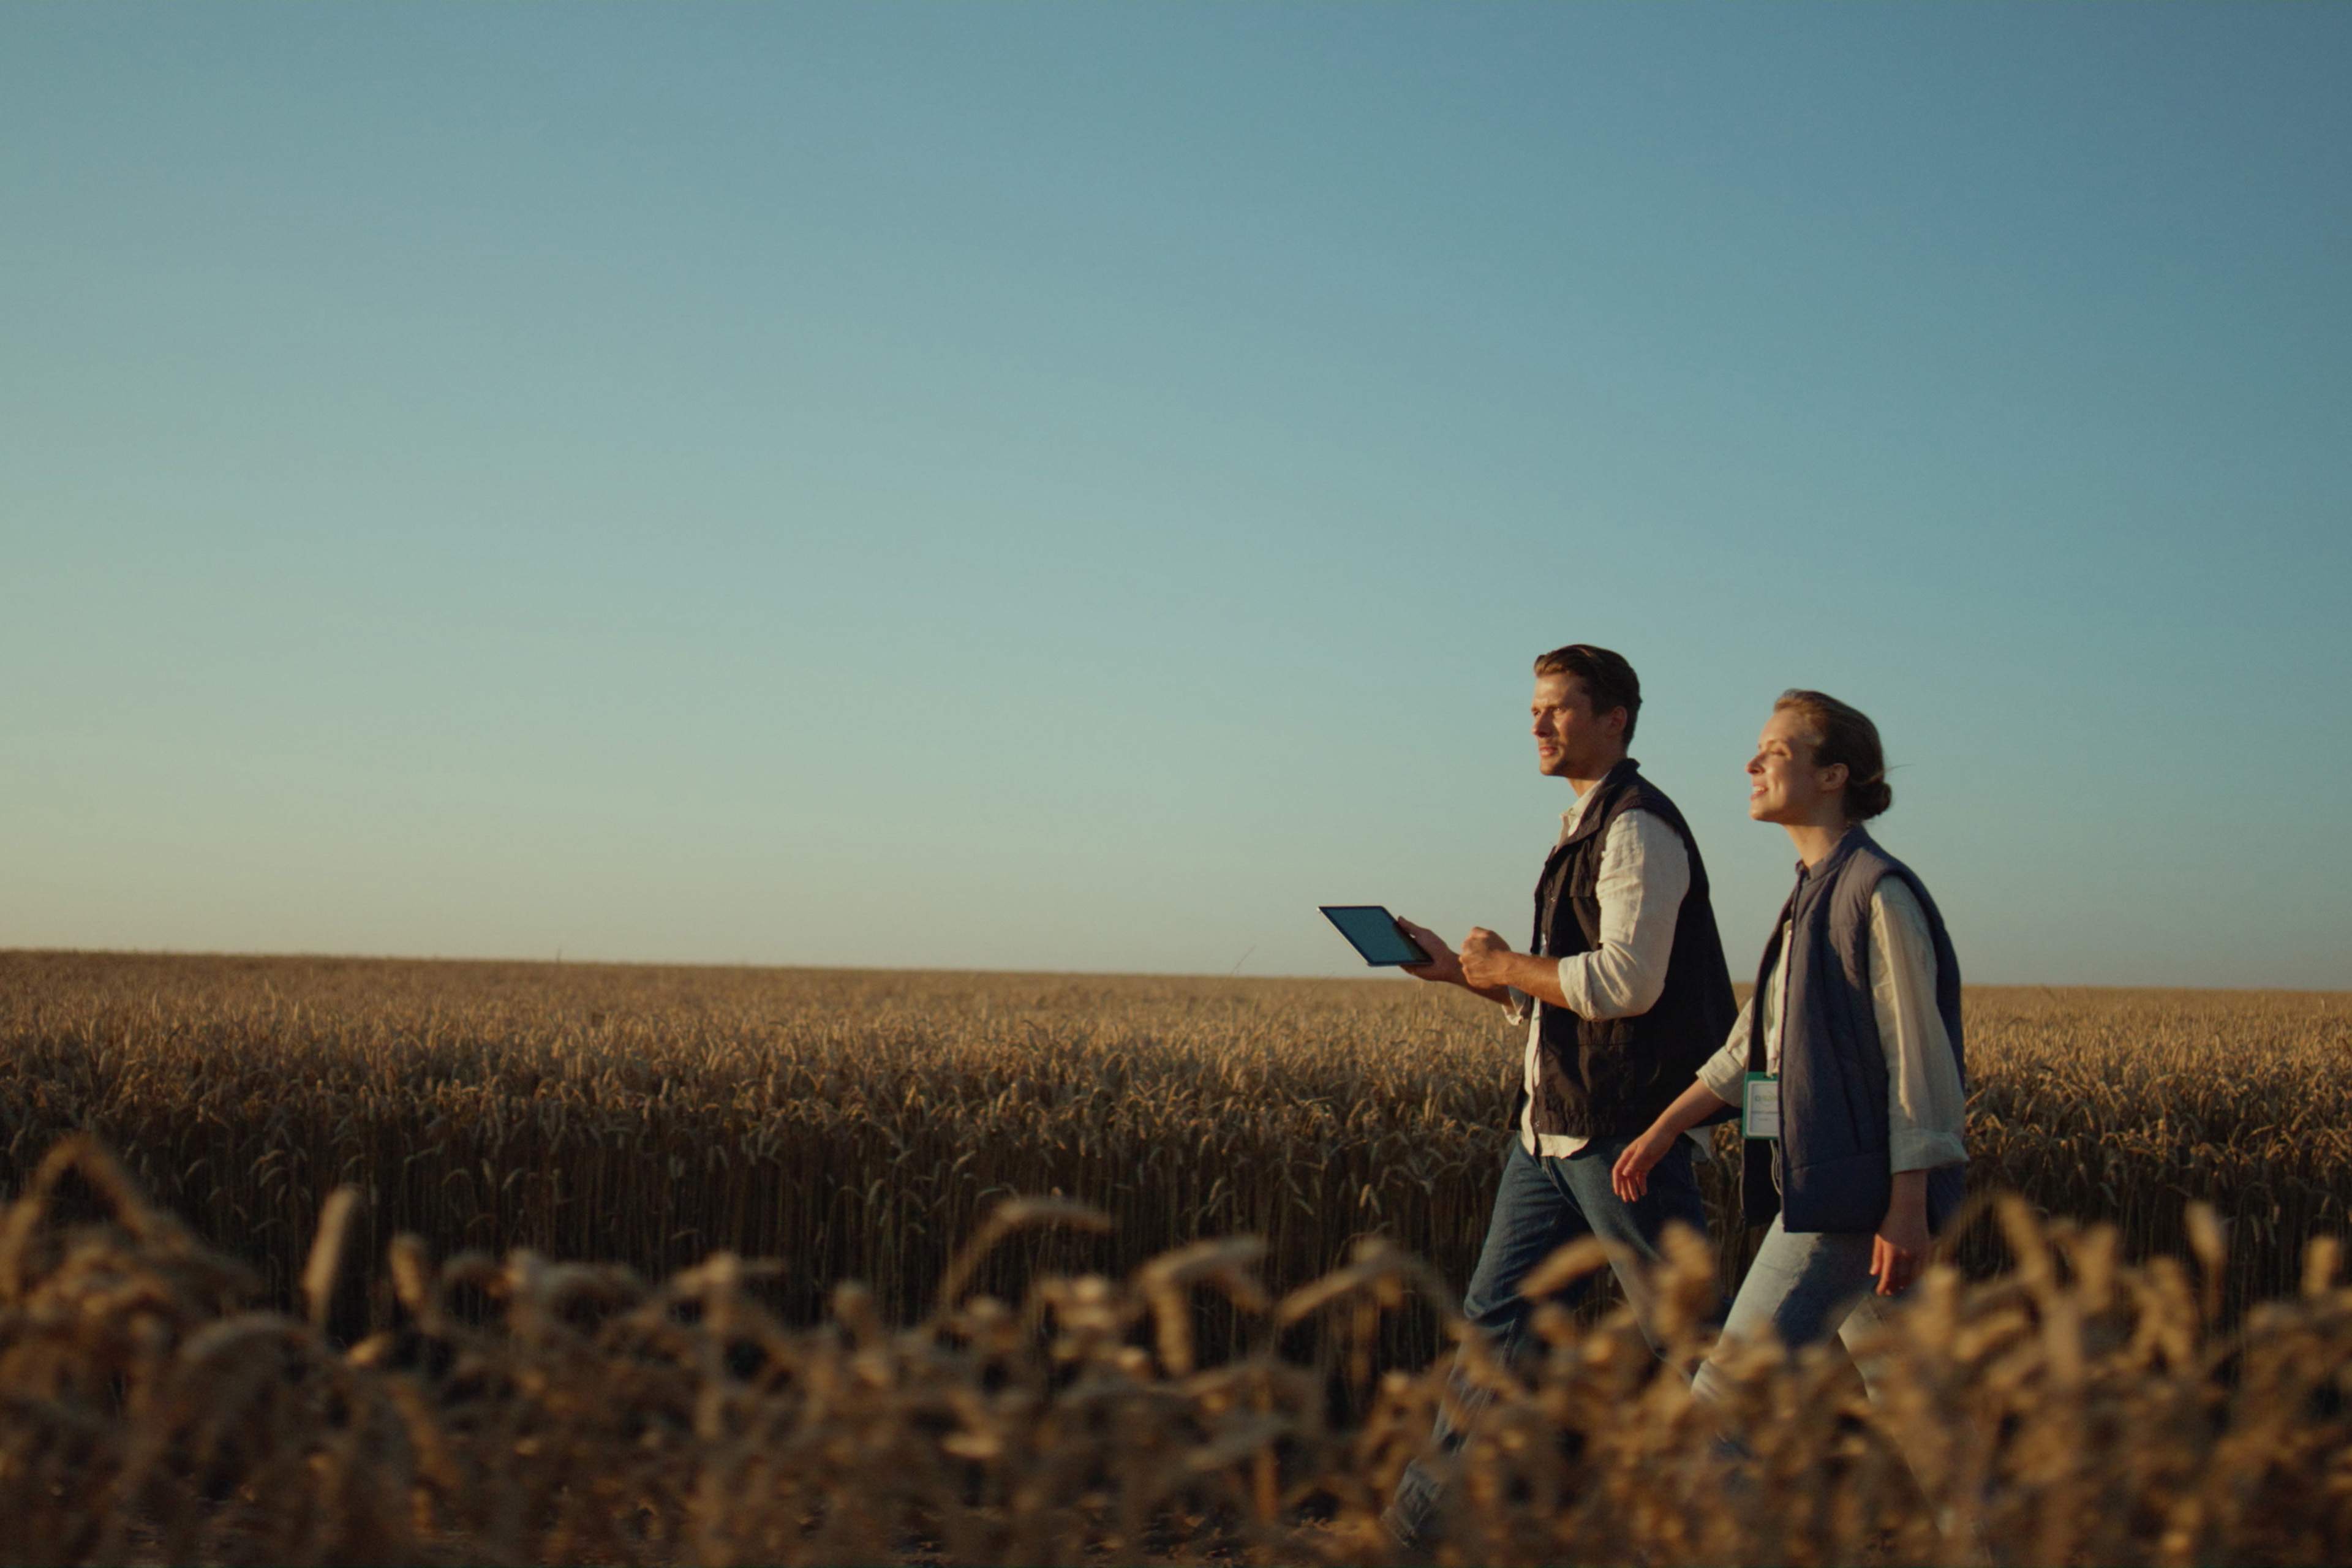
[6,1136,2352,1567]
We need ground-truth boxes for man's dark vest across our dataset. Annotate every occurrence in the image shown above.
[1742,826,1968,1234]
[1520,759,1738,1141]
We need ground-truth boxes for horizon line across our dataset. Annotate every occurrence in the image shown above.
[2,946,2343,998]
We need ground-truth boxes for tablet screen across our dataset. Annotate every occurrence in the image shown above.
[1319,905,1428,967]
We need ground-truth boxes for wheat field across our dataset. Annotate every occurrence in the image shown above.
[1,950,2348,1563]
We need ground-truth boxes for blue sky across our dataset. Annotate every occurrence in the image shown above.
[4,6,2346,987]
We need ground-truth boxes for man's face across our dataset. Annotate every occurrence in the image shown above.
[1530,673,1622,779]
[1746,706,1844,824]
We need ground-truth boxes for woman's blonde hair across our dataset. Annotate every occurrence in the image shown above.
[1773,690,1893,820]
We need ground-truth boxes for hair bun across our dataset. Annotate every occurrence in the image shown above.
[1774,690,1894,823]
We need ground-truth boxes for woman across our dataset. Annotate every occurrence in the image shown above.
[1609,690,1966,1411]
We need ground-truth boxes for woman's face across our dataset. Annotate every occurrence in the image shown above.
[1747,706,1847,826]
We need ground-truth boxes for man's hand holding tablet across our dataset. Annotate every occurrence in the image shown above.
[1392,916,1463,984]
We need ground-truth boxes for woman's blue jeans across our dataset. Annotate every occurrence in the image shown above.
[1689,1213,1899,1412]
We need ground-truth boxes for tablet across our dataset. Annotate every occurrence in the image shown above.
[1319,905,1431,967]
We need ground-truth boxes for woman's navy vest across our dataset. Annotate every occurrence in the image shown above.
[1522,759,1738,1140]
[1742,827,1967,1234]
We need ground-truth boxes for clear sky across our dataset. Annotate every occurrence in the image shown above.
[5,6,2346,987]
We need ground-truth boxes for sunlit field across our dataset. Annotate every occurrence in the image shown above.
[1,951,2348,1563]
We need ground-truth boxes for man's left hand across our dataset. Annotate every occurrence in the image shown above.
[1458,927,1514,990]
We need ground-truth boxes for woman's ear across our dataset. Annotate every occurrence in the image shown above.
[1819,760,1849,796]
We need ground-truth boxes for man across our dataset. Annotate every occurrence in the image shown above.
[1383,644,1737,1548]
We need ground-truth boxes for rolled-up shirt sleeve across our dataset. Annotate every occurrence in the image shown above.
[1695,995,1753,1106]
[1555,810,1691,1022]
[1871,879,1967,1173]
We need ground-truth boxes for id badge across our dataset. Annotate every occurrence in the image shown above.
[1741,1072,1781,1140]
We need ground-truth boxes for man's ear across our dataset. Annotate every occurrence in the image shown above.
[1604,706,1629,740]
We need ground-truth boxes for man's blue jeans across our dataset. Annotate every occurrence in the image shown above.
[1387,1131,1709,1545]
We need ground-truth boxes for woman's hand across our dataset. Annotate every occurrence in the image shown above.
[1872,1171,1932,1295]
[1611,1082,1737,1202]
[1611,1125,1676,1203]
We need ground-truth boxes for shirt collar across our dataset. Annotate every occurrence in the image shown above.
[1792,824,1871,884]
[1557,756,1638,843]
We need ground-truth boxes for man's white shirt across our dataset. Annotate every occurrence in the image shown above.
[1509,785,1700,1159]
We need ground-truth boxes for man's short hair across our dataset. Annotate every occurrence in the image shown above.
[1532,644,1641,742]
